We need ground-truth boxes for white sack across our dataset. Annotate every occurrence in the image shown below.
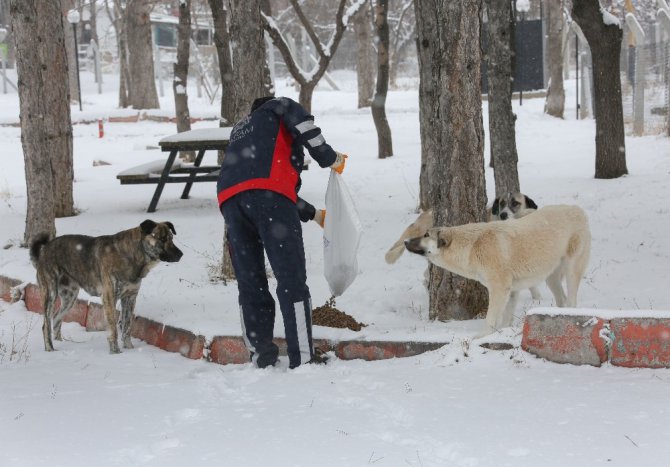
[323,171,363,296]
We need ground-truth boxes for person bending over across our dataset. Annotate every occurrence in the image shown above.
[217,96,346,369]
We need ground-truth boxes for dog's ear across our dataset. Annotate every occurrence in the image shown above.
[491,197,500,216]
[164,222,177,235]
[437,230,451,249]
[524,195,538,210]
[140,220,157,235]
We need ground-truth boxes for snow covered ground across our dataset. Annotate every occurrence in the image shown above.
[1,69,670,466]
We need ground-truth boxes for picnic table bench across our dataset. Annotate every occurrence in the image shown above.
[117,127,232,213]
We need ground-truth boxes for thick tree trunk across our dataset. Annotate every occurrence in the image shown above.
[372,0,393,159]
[229,0,266,121]
[485,0,519,196]
[125,0,159,109]
[219,0,266,281]
[173,0,194,162]
[11,0,75,244]
[572,0,627,179]
[354,2,375,108]
[415,0,488,321]
[544,0,565,118]
[208,0,234,125]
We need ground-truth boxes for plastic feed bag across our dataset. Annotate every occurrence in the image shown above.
[323,171,363,297]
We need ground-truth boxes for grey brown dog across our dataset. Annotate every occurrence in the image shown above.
[30,220,183,353]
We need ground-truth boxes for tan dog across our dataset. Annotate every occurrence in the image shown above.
[385,193,541,299]
[404,205,591,336]
[30,221,183,353]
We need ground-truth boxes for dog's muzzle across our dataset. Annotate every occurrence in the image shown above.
[404,238,426,256]
[160,246,184,263]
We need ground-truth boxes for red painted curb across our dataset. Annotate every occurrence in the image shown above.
[522,314,608,367]
[85,303,108,332]
[0,275,22,302]
[108,114,140,123]
[132,316,206,360]
[23,284,43,314]
[208,336,249,365]
[8,275,670,368]
[335,340,445,361]
[610,318,670,368]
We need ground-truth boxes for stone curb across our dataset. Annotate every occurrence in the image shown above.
[1,275,447,365]
[0,113,218,128]
[522,312,670,368]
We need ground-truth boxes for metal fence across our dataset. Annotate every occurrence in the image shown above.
[562,10,670,137]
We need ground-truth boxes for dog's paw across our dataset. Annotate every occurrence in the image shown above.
[529,286,542,301]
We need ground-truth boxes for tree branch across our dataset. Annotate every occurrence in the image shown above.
[261,12,307,86]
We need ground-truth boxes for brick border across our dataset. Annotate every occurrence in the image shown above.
[522,312,670,368]
[9,275,670,368]
[1,275,447,365]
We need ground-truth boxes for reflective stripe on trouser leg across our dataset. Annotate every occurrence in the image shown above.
[293,298,313,365]
[239,305,258,366]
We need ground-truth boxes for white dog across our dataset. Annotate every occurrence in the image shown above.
[404,205,591,335]
[385,193,541,299]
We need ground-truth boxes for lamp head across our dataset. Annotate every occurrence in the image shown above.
[67,9,81,24]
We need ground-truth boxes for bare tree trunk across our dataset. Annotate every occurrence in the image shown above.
[208,0,234,125]
[11,0,75,244]
[372,0,393,159]
[389,0,415,89]
[260,0,275,97]
[297,82,317,114]
[354,1,375,108]
[389,37,412,88]
[89,0,100,48]
[416,0,488,321]
[544,0,565,118]
[61,0,79,107]
[229,0,265,121]
[485,0,519,196]
[118,31,131,107]
[173,0,194,162]
[106,0,130,107]
[218,0,267,281]
[572,0,627,179]
[125,0,159,109]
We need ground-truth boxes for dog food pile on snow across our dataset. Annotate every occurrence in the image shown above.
[312,296,366,331]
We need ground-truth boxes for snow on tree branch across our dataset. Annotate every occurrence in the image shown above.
[601,4,622,28]
[261,12,316,83]
[342,0,369,27]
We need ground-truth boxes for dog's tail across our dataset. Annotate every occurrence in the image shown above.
[29,234,51,267]
[385,241,406,264]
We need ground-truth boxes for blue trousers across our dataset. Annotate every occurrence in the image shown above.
[221,190,314,368]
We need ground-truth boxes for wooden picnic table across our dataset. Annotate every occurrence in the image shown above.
[117,127,233,213]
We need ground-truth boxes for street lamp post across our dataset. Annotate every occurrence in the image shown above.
[67,9,82,111]
[0,27,7,95]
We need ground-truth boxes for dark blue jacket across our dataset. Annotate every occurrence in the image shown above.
[217,97,337,209]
